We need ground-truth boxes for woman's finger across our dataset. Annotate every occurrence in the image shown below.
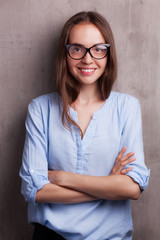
[121,152,135,162]
[116,147,127,162]
[121,167,133,175]
[120,157,136,167]
[119,146,127,157]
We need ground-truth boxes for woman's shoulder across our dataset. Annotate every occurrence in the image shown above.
[29,92,60,108]
[109,91,139,106]
[110,91,138,101]
[107,91,141,116]
[31,92,59,105]
[27,92,61,116]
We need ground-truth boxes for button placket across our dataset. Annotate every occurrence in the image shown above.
[75,132,85,174]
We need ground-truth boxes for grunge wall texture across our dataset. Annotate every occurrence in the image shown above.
[0,0,159,239]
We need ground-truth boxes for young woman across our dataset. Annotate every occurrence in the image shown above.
[20,11,150,240]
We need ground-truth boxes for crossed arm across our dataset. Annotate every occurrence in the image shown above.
[35,147,141,204]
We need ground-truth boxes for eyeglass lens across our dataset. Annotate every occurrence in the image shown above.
[68,45,108,59]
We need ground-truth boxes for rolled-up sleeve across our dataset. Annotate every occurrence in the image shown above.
[19,100,50,204]
[119,96,150,191]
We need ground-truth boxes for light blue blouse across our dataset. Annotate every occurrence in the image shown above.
[20,91,150,240]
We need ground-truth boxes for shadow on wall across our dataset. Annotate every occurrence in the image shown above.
[0,36,57,239]
[0,114,33,239]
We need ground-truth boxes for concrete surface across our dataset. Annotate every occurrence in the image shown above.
[0,0,159,239]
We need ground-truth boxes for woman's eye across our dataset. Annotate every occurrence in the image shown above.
[73,47,82,52]
[95,48,102,52]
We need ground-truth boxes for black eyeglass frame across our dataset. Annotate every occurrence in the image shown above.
[65,43,110,60]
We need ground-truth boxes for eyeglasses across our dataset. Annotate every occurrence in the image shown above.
[66,43,110,60]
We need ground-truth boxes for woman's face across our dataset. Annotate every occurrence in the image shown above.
[67,22,107,87]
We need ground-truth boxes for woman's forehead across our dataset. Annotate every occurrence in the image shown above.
[68,23,105,47]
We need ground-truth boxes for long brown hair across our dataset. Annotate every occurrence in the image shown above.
[56,11,117,137]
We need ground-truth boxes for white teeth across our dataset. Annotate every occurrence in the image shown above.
[81,69,95,72]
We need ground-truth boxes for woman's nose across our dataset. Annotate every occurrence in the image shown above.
[81,52,93,64]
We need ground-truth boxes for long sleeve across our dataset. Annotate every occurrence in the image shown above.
[19,100,50,204]
[119,96,150,191]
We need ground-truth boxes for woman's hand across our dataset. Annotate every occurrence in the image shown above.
[110,147,136,175]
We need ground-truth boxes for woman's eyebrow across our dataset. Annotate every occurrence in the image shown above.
[68,43,104,46]
[69,43,84,46]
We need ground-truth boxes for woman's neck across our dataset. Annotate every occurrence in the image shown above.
[76,83,102,105]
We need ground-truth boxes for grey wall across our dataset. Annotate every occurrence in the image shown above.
[0,0,159,239]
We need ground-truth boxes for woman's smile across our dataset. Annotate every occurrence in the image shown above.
[78,67,96,75]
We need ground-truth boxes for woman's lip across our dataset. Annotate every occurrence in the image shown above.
[78,68,96,75]
[78,68,96,71]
